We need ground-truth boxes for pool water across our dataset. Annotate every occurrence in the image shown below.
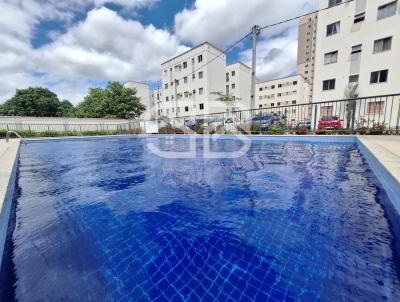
[1,137,399,301]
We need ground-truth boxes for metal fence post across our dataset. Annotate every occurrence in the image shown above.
[313,105,318,133]
[351,100,357,134]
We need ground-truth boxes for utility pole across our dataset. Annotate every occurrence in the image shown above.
[250,25,261,110]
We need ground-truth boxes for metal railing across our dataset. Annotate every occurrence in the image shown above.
[155,94,400,135]
[0,94,399,138]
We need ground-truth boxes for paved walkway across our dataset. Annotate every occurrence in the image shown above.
[358,136,400,183]
[0,139,20,210]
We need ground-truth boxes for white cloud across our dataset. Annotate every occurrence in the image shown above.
[174,0,317,82]
[239,26,299,81]
[0,4,186,104]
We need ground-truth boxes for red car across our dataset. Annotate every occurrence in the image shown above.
[318,116,342,130]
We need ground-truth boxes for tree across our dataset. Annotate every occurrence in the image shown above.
[57,100,76,117]
[344,83,359,129]
[76,82,146,119]
[1,87,61,117]
[210,91,240,107]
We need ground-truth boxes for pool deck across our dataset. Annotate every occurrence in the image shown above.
[0,139,20,269]
[357,136,400,183]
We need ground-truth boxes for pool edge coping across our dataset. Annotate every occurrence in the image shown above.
[0,139,20,273]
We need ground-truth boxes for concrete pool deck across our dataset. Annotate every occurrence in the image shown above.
[0,139,20,269]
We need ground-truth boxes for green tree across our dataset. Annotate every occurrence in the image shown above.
[210,91,240,106]
[57,100,76,117]
[2,87,61,117]
[76,82,146,119]
[345,83,359,129]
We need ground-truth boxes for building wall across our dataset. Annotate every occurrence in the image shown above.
[225,63,252,111]
[297,13,318,96]
[123,81,152,119]
[313,0,400,102]
[255,75,312,122]
[160,42,226,118]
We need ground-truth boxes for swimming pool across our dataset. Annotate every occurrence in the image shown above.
[1,136,399,301]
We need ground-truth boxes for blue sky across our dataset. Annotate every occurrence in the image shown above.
[0,0,317,103]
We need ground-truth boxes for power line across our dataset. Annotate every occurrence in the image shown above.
[260,0,355,30]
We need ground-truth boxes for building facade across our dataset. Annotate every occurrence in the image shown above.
[313,0,400,102]
[123,81,153,119]
[255,75,312,122]
[225,62,251,111]
[297,12,318,96]
[159,43,227,118]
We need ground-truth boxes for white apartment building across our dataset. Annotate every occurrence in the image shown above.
[297,13,318,96]
[313,0,400,102]
[123,81,153,119]
[255,75,312,121]
[159,42,227,118]
[151,87,163,118]
[225,62,251,111]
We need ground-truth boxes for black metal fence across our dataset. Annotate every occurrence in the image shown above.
[1,94,399,139]
[156,94,400,135]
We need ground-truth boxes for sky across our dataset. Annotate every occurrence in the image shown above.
[0,0,318,104]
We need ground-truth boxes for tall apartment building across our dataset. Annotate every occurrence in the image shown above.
[225,62,251,111]
[313,0,400,102]
[151,87,163,118]
[297,13,318,96]
[255,75,312,121]
[159,42,226,118]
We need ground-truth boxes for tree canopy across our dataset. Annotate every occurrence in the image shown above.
[75,82,146,119]
[1,87,62,117]
[0,82,146,119]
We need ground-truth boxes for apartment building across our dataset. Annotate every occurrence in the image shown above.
[225,62,251,111]
[123,81,153,119]
[313,0,400,103]
[159,42,227,118]
[151,87,163,118]
[297,12,318,96]
[255,75,312,121]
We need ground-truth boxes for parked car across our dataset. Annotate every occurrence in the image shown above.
[239,114,282,132]
[318,116,342,130]
[209,116,238,133]
[288,120,311,129]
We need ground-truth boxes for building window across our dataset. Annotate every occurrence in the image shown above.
[185,106,189,112]
[374,37,392,53]
[226,73,229,82]
[278,84,282,88]
[198,55,203,63]
[259,104,263,108]
[183,62,187,69]
[226,85,229,95]
[349,74,359,83]
[232,83,235,89]
[354,12,365,23]
[199,103,204,110]
[367,101,385,114]
[370,69,389,84]
[277,102,281,106]
[277,93,282,97]
[198,71,203,79]
[271,85,275,89]
[321,106,333,117]
[184,77,188,84]
[326,21,340,36]
[192,74,195,80]
[292,100,297,105]
[351,44,362,54]
[293,81,298,85]
[328,0,342,7]
[377,1,398,20]
[164,83,168,89]
[259,87,263,91]
[271,103,275,107]
[165,96,169,102]
[199,88,204,95]
[323,79,336,90]
[324,50,338,64]
[232,71,235,76]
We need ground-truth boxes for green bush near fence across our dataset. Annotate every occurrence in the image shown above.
[0,128,142,138]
